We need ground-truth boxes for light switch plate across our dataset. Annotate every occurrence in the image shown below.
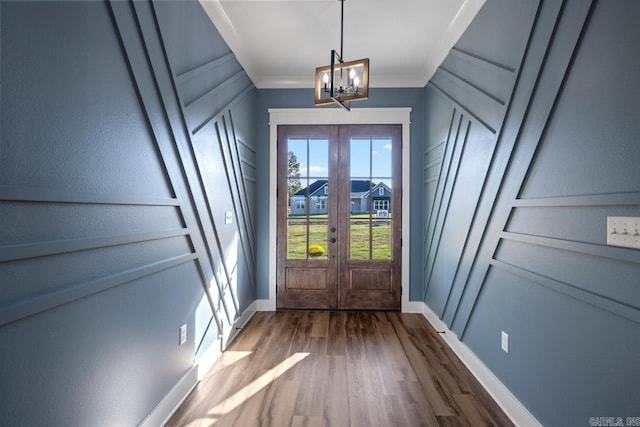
[607,217,640,249]
[225,211,233,224]
[501,331,509,353]
[179,324,187,346]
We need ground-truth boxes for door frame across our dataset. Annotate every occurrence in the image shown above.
[262,108,412,311]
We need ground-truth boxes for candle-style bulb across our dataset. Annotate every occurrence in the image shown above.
[349,69,356,80]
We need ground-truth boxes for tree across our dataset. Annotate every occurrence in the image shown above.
[288,151,302,197]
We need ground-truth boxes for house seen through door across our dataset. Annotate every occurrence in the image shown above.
[276,124,402,310]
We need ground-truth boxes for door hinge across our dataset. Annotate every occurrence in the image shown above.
[401,238,403,247]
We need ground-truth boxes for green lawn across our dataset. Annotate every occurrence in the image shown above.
[287,215,392,260]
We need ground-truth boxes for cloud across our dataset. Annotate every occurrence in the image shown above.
[383,144,392,150]
[300,165,329,176]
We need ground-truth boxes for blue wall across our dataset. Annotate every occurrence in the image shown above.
[0,0,256,424]
[422,0,640,425]
[254,88,425,301]
[3,0,639,425]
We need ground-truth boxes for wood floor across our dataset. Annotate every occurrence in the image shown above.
[166,311,513,427]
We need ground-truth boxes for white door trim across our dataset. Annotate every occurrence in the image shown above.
[259,108,412,311]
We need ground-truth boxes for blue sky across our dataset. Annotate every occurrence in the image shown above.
[288,138,393,186]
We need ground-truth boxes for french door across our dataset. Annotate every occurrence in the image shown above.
[276,124,402,310]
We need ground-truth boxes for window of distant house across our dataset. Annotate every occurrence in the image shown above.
[296,200,305,210]
[316,199,326,210]
[374,200,389,211]
[378,187,384,196]
[324,186,328,195]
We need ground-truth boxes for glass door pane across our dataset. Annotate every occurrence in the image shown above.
[286,137,329,260]
[349,137,393,260]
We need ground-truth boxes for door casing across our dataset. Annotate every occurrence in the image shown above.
[276,124,402,310]
[264,108,413,311]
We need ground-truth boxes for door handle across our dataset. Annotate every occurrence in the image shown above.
[330,238,336,243]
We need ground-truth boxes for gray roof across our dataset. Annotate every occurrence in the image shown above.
[292,180,374,197]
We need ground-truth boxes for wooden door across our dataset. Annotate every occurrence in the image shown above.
[276,125,338,309]
[276,124,402,310]
[337,125,402,310]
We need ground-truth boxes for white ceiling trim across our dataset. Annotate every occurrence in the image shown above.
[418,0,487,88]
[200,0,486,89]
[199,0,262,85]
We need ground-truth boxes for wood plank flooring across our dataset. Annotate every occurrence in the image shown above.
[165,311,513,427]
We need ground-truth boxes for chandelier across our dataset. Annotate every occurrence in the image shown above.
[314,0,369,111]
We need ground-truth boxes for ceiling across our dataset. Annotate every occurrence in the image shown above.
[199,0,486,89]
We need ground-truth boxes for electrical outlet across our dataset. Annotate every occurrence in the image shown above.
[179,324,187,346]
[501,331,509,353]
[607,216,640,249]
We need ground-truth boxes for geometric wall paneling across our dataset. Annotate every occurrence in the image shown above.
[183,71,252,135]
[505,205,640,245]
[227,112,257,250]
[423,108,463,278]
[174,52,243,107]
[423,114,498,317]
[422,0,540,323]
[422,0,553,330]
[439,0,567,332]
[238,137,258,220]
[423,112,470,309]
[109,0,226,340]
[1,0,256,424]
[0,2,174,201]
[441,48,514,106]
[449,0,595,338]
[152,0,256,338]
[0,0,246,424]
[422,92,460,235]
[492,237,640,324]
[421,1,640,423]
[0,0,196,331]
[150,2,253,329]
[438,1,640,424]
[150,0,257,323]
[189,121,242,323]
[111,2,230,364]
[0,229,194,326]
[430,71,503,134]
[150,0,234,77]
[452,0,541,73]
[216,112,256,290]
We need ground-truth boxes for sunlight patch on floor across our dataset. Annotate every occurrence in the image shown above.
[217,350,253,368]
[185,352,310,426]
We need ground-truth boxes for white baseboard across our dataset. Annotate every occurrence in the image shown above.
[222,300,257,350]
[144,302,259,426]
[139,367,198,427]
[402,300,428,313]
[416,302,541,427]
[199,301,257,379]
[255,298,275,311]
